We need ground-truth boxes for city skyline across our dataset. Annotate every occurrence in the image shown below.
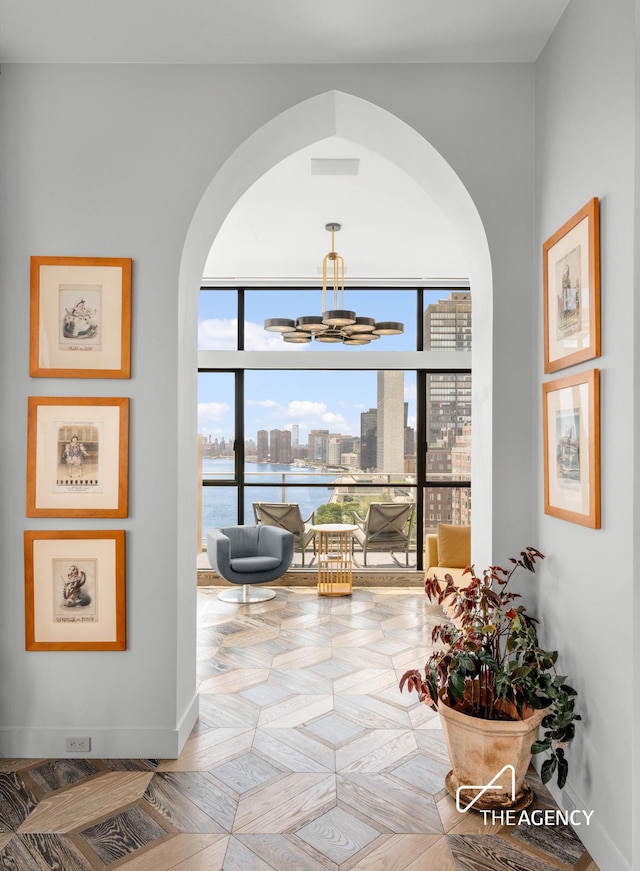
[197,287,467,446]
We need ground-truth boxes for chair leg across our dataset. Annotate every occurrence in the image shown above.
[217,585,277,603]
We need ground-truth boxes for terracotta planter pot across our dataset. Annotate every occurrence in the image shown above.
[438,697,546,811]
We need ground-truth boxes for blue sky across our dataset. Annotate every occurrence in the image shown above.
[197,288,450,444]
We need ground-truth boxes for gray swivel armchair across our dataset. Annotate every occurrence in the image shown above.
[206,525,294,603]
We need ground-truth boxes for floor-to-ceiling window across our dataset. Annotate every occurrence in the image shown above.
[198,286,471,570]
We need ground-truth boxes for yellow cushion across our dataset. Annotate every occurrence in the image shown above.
[437,524,470,568]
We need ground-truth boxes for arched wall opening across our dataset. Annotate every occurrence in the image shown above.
[177,89,494,610]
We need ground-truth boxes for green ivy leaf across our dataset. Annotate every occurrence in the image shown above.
[541,755,557,784]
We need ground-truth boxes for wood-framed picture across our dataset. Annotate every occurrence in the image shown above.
[543,198,600,373]
[26,396,129,518]
[24,530,126,651]
[543,369,600,528]
[30,256,132,378]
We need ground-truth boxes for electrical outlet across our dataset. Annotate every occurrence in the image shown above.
[66,736,91,752]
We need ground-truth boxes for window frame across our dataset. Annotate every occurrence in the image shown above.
[198,285,471,571]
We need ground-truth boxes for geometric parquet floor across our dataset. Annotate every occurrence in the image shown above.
[0,588,600,870]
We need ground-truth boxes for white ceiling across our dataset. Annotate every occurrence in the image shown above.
[204,137,470,283]
[1,0,569,283]
[0,1,569,64]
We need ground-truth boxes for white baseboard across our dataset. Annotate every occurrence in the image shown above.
[0,693,200,761]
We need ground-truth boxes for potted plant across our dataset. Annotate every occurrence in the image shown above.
[400,547,580,810]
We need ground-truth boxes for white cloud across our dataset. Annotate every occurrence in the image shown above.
[198,318,305,352]
[321,412,348,428]
[197,401,230,428]
[287,400,327,419]
[247,398,280,408]
[198,318,237,350]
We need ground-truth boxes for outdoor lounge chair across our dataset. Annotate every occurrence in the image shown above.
[253,502,316,566]
[352,502,415,566]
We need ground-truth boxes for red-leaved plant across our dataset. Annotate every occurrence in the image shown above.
[399,547,580,788]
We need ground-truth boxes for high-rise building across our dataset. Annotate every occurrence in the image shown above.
[269,428,292,464]
[257,429,269,462]
[377,370,405,472]
[424,290,471,351]
[360,409,377,471]
[308,429,329,464]
[291,424,299,447]
[327,434,343,466]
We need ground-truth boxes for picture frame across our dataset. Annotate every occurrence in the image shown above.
[30,256,132,378]
[24,530,126,651]
[543,198,600,373]
[543,369,600,528]
[26,396,129,518]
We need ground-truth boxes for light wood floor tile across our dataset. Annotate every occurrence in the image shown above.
[197,668,269,694]
[18,772,153,833]
[257,694,333,728]
[252,727,335,773]
[405,835,457,871]
[197,693,260,729]
[348,833,443,870]
[338,773,442,834]
[336,730,417,773]
[117,835,229,871]
[157,729,254,772]
[334,694,412,729]
[332,628,385,648]
[271,646,333,670]
[233,834,331,871]
[0,588,600,871]
[295,805,379,864]
[233,773,335,833]
[267,668,334,695]
[222,836,287,871]
[333,668,397,695]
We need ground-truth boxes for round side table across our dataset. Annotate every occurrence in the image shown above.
[311,523,357,597]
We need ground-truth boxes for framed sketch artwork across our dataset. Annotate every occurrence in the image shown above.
[543,198,600,373]
[24,530,126,651]
[26,396,129,517]
[542,369,600,528]
[30,256,132,378]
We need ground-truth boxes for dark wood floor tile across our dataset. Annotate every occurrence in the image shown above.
[507,819,587,867]
[28,760,102,794]
[20,833,97,871]
[0,772,40,831]
[0,834,45,870]
[154,772,237,832]
[447,834,561,870]
[79,807,167,864]
[101,759,159,772]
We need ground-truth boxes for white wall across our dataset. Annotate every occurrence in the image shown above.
[535,1,635,869]
[1,65,534,755]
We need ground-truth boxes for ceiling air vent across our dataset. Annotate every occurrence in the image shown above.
[310,158,360,176]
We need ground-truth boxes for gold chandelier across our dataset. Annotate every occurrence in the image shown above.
[264,223,404,345]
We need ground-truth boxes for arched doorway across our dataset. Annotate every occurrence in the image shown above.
[177,90,493,586]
